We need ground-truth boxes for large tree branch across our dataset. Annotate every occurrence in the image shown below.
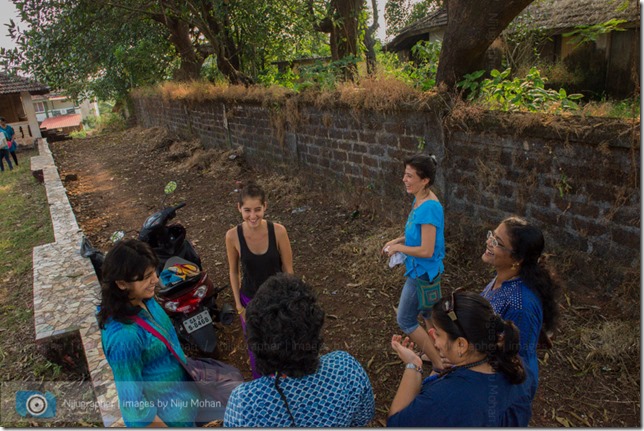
[436,0,535,89]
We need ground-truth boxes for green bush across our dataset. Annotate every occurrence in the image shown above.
[376,40,441,91]
[458,67,584,113]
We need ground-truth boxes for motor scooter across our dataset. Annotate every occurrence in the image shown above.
[137,189,235,353]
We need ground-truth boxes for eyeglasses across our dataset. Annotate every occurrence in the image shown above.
[487,230,511,251]
[442,289,468,339]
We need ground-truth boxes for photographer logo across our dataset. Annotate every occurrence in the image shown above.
[15,391,57,418]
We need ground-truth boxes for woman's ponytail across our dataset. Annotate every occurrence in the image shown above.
[489,316,526,385]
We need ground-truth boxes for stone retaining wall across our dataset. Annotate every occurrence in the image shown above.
[132,94,640,288]
[31,139,121,426]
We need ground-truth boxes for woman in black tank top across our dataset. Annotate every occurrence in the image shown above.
[225,183,294,378]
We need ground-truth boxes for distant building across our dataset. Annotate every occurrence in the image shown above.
[0,72,49,144]
[32,93,99,124]
[385,0,640,97]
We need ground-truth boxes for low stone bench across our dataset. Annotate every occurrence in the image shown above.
[31,139,122,427]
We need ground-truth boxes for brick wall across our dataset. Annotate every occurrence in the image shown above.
[132,95,640,276]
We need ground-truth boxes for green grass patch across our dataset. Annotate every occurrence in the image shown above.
[0,151,116,426]
[0,153,54,280]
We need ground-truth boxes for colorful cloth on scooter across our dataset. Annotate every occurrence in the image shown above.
[160,263,200,286]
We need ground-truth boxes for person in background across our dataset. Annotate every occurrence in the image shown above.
[0,132,12,172]
[225,182,293,378]
[382,154,445,368]
[0,117,18,166]
[98,239,199,427]
[224,274,375,427]
[481,216,562,399]
[387,291,532,427]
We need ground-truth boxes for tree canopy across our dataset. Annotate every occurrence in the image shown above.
[2,0,538,101]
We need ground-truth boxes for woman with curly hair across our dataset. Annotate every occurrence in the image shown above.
[481,216,562,400]
[387,291,532,427]
[223,274,375,427]
[98,239,199,427]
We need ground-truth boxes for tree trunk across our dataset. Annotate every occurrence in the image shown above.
[310,0,363,81]
[165,18,204,81]
[365,0,379,76]
[436,0,534,89]
[330,0,362,80]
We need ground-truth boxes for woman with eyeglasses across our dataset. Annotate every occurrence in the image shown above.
[382,154,445,368]
[481,216,562,401]
[223,274,375,427]
[387,291,532,427]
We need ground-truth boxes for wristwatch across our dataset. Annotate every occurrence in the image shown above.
[405,363,423,374]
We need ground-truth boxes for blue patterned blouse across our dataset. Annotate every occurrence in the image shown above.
[481,277,543,399]
[100,298,199,427]
[223,350,375,427]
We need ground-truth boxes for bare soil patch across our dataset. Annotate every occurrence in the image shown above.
[50,127,640,427]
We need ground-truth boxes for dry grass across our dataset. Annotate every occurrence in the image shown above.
[133,78,447,113]
[580,321,640,364]
[336,226,406,288]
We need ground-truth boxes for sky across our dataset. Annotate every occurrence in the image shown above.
[0,0,18,50]
[0,0,392,51]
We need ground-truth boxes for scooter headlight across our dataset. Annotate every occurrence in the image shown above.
[164,301,180,312]
[193,285,208,299]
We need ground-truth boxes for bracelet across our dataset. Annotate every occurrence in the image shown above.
[405,363,423,374]
[237,308,243,315]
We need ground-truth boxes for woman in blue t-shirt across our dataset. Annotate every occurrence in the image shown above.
[387,291,532,427]
[481,216,562,400]
[382,154,445,368]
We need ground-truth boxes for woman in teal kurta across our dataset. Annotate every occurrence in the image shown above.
[98,239,199,427]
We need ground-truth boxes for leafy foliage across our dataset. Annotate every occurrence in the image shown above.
[2,1,177,103]
[563,19,627,48]
[457,67,584,113]
[376,40,441,91]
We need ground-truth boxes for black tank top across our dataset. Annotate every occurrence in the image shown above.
[238,220,283,298]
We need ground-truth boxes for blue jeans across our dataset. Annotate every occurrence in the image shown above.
[397,276,432,334]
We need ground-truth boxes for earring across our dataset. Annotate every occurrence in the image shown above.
[511,262,519,270]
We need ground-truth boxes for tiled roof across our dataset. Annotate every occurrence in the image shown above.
[0,72,49,95]
[40,114,81,130]
[386,8,447,52]
[518,0,640,32]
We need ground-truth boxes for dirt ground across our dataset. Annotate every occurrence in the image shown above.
[48,127,640,427]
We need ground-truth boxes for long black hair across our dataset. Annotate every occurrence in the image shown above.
[502,216,562,333]
[432,291,526,384]
[96,239,158,329]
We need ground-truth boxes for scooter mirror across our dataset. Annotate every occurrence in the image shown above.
[164,181,177,195]
[110,230,126,243]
